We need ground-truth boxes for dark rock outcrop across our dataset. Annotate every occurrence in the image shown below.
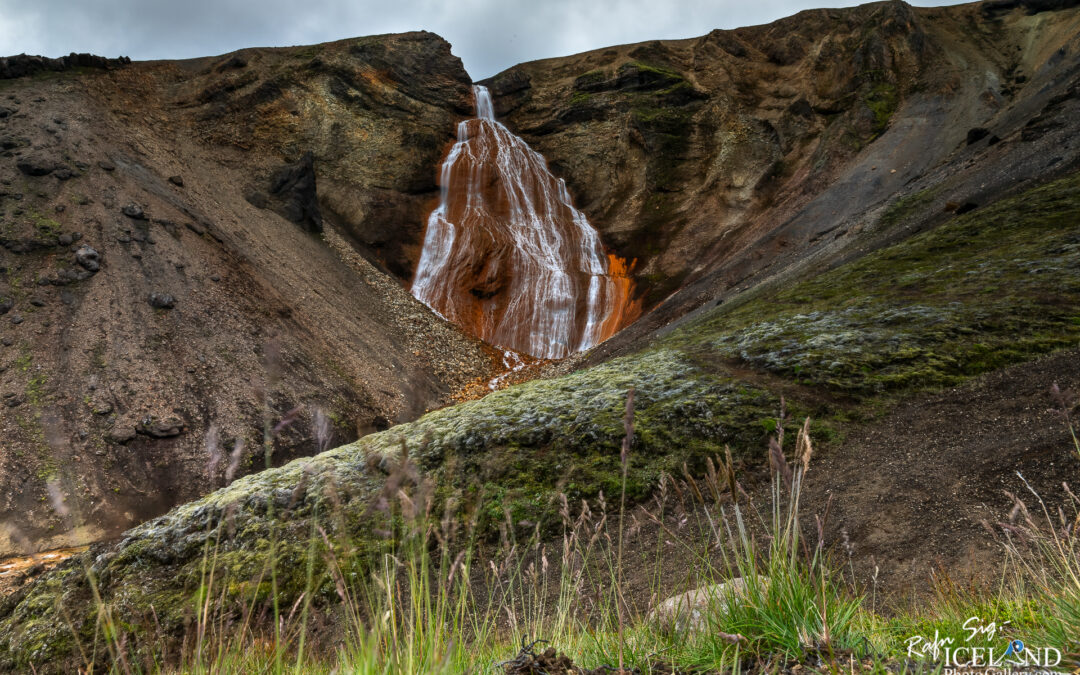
[266,151,322,233]
[0,52,130,79]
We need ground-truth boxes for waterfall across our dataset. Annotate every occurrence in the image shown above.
[411,85,637,360]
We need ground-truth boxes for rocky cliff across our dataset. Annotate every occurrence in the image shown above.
[480,0,1080,355]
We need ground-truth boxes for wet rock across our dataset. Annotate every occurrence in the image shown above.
[147,292,176,309]
[168,175,184,187]
[75,245,100,272]
[121,203,147,220]
[137,415,185,438]
[107,424,137,444]
[15,154,56,176]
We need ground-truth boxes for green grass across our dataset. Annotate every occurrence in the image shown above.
[11,411,1078,674]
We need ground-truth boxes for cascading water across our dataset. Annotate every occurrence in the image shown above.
[411,85,638,360]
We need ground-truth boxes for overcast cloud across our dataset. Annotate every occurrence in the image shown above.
[2,0,959,79]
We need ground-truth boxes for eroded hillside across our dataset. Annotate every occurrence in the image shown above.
[0,33,495,556]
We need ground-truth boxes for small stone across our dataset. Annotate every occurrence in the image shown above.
[98,160,116,171]
[210,274,221,282]
[16,154,56,176]
[168,175,184,187]
[29,297,45,307]
[121,203,147,220]
[107,425,137,444]
[3,393,25,408]
[55,204,66,213]
[75,245,101,272]
[148,292,176,309]
[0,336,12,346]
[58,233,73,246]
[117,234,131,244]
[184,221,205,236]
[137,415,185,438]
[0,298,11,315]
[10,314,23,325]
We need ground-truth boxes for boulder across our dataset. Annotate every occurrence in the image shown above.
[15,154,56,176]
[121,203,147,220]
[137,415,185,438]
[147,292,176,309]
[647,576,768,633]
[74,245,100,272]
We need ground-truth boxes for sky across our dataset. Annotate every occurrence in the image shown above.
[1,0,961,80]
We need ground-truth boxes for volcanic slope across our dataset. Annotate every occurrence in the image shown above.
[0,33,495,556]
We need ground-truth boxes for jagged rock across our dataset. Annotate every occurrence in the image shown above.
[137,415,184,438]
[267,151,323,233]
[74,245,100,272]
[147,292,176,309]
[15,154,56,176]
[648,577,769,633]
[121,203,147,220]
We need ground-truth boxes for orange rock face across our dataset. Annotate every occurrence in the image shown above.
[412,86,637,359]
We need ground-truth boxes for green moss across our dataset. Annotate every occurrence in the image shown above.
[865,81,898,136]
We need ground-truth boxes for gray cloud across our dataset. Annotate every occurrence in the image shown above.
[1,0,960,79]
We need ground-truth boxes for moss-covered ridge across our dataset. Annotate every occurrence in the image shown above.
[669,171,1080,394]
[3,171,1080,671]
